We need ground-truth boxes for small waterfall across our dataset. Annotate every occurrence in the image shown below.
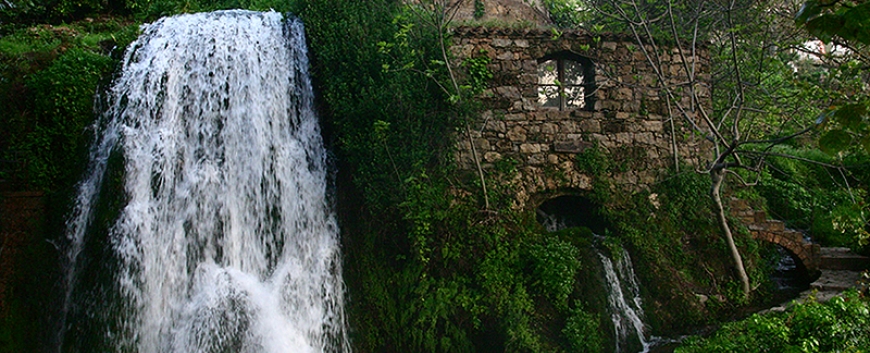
[60,10,349,353]
[597,246,649,353]
[539,210,649,353]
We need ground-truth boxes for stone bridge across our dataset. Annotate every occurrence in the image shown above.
[730,198,821,276]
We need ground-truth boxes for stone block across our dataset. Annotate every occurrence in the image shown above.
[634,132,654,145]
[522,60,537,72]
[511,101,524,111]
[642,120,663,131]
[492,38,512,47]
[452,44,475,58]
[753,210,767,223]
[476,138,491,151]
[504,113,525,121]
[578,119,600,133]
[559,120,577,132]
[486,120,507,133]
[495,86,522,99]
[519,73,537,85]
[553,139,593,153]
[603,121,626,133]
[484,151,503,162]
[600,100,621,110]
[503,60,521,71]
[507,126,528,142]
[500,51,518,61]
[522,98,536,111]
[548,154,560,164]
[765,220,784,232]
[622,100,641,112]
[615,132,631,144]
[571,110,594,119]
[528,154,546,165]
[541,123,559,135]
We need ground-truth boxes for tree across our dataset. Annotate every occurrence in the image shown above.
[581,0,843,299]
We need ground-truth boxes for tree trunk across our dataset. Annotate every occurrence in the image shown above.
[710,168,751,299]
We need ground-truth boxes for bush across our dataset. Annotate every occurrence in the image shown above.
[563,302,603,353]
[530,237,581,310]
[676,290,870,352]
[11,47,113,191]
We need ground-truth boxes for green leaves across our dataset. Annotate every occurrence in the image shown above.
[461,54,491,97]
[796,0,870,45]
[677,290,870,352]
[818,129,852,154]
[816,102,870,154]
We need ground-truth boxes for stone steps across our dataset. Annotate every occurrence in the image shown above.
[819,247,870,271]
[810,270,865,292]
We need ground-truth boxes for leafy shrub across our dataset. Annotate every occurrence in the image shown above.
[4,47,112,191]
[530,237,581,310]
[563,302,603,353]
[541,0,588,28]
[574,142,609,177]
[676,290,870,353]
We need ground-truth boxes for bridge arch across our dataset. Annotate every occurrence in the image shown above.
[729,198,821,277]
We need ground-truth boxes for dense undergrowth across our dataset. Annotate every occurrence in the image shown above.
[1,0,868,352]
[676,290,870,353]
[299,1,775,351]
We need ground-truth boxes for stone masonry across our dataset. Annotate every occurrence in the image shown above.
[451,27,712,207]
[729,198,821,276]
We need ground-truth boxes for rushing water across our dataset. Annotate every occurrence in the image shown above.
[60,10,349,353]
[540,211,650,353]
[598,247,649,353]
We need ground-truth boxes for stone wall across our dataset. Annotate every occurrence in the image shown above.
[451,27,712,207]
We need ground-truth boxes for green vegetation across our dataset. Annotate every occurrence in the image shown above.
[0,0,867,352]
[677,290,870,353]
[755,145,869,251]
[0,18,138,192]
[298,1,740,350]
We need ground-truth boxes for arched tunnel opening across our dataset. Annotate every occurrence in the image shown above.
[536,195,610,234]
[768,244,812,302]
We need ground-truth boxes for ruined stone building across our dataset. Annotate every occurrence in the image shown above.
[449,18,712,207]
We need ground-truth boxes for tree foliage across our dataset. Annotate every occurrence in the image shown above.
[796,0,870,155]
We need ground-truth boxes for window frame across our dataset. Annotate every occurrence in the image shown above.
[537,52,596,111]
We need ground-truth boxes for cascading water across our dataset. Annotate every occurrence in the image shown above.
[60,10,349,353]
[597,246,649,353]
[539,211,649,353]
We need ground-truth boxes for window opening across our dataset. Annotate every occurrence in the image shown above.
[537,53,595,110]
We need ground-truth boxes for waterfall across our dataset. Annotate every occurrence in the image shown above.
[597,247,649,353]
[539,211,649,353]
[60,10,349,353]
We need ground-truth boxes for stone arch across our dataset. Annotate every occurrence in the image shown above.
[729,198,821,278]
[534,192,609,234]
[753,228,820,278]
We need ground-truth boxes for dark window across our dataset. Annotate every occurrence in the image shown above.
[537,53,595,110]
